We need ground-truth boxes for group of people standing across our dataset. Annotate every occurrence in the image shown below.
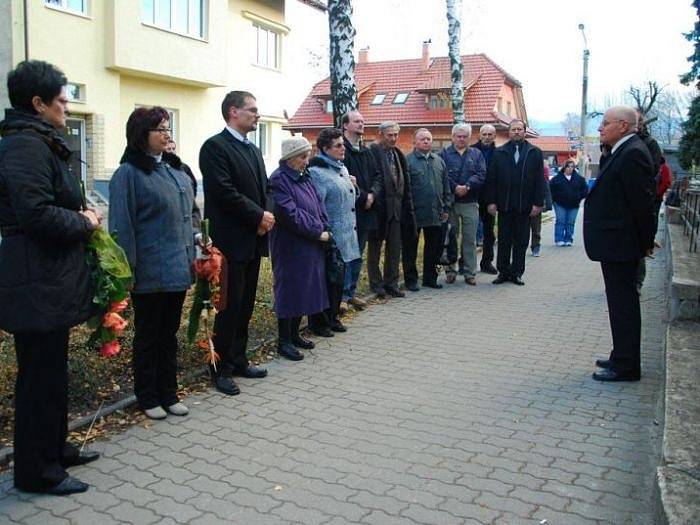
[0,58,663,497]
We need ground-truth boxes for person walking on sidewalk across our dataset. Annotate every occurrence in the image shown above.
[549,159,587,246]
[404,129,453,290]
[484,119,544,286]
[474,124,498,275]
[340,110,382,312]
[440,123,486,286]
[584,106,655,382]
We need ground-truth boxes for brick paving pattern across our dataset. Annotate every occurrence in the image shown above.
[0,218,665,524]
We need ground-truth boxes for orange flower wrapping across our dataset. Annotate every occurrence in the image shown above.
[102,311,128,334]
[193,247,227,309]
[109,299,129,313]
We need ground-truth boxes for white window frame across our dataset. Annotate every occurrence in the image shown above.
[66,82,87,104]
[141,0,208,40]
[393,93,409,105]
[325,100,333,114]
[252,23,281,70]
[370,94,386,105]
[44,0,89,16]
[248,121,269,158]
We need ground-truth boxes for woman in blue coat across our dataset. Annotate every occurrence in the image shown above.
[308,128,360,335]
[549,159,588,246]
[269,137,330,361]
[109,106,201,420]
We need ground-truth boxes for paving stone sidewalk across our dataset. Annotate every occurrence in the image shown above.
[0,218,666,524]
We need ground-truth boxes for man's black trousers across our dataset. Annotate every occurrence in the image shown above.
[496,210,530,278]
[402,225,443,286]
[479,203,496,268]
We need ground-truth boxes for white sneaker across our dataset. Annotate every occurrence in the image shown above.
[556,241,565,247]
[564,242,573,246]
[144,406,167,419]
[166,402,189,416]
[339,301,349,314]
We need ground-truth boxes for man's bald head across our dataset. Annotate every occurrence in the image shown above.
[598,106,637,147]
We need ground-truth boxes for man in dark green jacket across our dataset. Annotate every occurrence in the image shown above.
[403,128,453,290]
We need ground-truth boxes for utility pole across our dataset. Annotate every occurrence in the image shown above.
[578,23,589,177]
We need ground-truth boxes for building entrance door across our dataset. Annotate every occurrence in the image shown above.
[63,118,87,188]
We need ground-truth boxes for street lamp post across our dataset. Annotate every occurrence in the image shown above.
[578,23,589,177]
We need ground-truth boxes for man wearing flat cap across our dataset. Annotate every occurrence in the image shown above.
[369,121,416,298]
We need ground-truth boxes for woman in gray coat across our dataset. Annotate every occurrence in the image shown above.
[109,106,201,420]
[308,128,360,335]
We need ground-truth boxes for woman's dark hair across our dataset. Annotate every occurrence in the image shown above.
[562,159,576,170]
[125,106,170,153]
[316,127,343,152]
[7,60,67,113]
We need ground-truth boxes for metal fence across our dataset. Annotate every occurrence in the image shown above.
[669,173,700,253]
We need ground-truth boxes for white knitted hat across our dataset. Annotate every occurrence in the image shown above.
[280,136,312,161]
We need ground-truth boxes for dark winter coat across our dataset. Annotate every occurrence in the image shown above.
[0,109,95,333]
[484,140,545,213]
[269,163,329,318]
[474,140,496,207]
[343,137,383,232]
[369,143,417,238]
[109,148,200,294]
[406,150,453,228]
[637,129,663,176]
[584,134,655,262]
[549,171,588,209]
[199,129,269,263]
[439,145,486,204]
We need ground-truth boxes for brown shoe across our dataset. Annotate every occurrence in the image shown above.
[465,277,476,286]
[339,301,349,314]
[348,297,367,310]
[445,273,456,284]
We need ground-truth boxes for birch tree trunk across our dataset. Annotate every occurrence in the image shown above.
[328,0,358,128]
[446,0,465,124]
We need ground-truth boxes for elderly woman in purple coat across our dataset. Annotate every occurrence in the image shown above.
[269,137,331,361]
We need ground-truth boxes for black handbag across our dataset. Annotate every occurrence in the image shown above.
[325,236,346,285]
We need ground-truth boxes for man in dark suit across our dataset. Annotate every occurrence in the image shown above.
[199,91,273,395]
[368,121,416,297]
[484,119,544,286]
[584,106,656,382]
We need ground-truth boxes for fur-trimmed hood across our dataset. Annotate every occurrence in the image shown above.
[119,147,185,174]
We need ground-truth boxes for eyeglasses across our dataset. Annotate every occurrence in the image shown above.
[150,127,172,134]
[330,143,346,149]
[601,119,627,127]
[241,107,260,116]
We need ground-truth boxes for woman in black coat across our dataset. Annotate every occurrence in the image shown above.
[0,61,101,495]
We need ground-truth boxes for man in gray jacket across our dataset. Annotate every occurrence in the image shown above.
[404,129,453,289]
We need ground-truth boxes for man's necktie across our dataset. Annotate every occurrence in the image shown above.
[514,145,520,164]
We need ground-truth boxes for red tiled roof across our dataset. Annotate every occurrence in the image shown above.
[287,53,523,129]
[529,136,574,151]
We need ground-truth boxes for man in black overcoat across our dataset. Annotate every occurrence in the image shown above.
[484,119,544,285]
[199,91,273,395]
[584,106,656,382]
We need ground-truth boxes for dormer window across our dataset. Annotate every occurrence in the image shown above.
[427,94,451,110]
[392,93,409,105]
[371,94,386,105]
[325,100,333,113]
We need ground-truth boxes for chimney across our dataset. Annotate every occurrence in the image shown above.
[358,47,369,64]
[421,39,431,72]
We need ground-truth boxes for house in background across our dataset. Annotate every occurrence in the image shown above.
[0,0,325,200]
[529,136,578,167]
[286,42,537,152]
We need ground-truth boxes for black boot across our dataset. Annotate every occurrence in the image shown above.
[290,317,315,349]
[277,318,304,361]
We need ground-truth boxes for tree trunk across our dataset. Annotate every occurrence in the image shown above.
[446,0,464,124]
[328,0,358,128]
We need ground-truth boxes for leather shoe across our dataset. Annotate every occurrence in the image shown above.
[311,326,334,337]
[492,274,509,284]
[278,343,304,361]
[233,365,268,378]
[385,287,405,298]
[291,336,315,349]
[511,276,525,286]
[481,263,498,275]
[45,476,89,496]
[330,319,347,332]
[372,288,386,299]
[445,273,456,284]
[595,359,612,369]
[423,282,443,289]
[465,277,477,286]
[62,450,100,468]
[592,369,641,382]
[406,283,420,292]
[214,375,240,396]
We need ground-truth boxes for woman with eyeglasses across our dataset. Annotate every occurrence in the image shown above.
[549,159,588,246]
[307,128,360,336]
[0,60,101,495]
[109,106,202,420]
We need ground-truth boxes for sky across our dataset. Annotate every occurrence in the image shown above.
[285,0,696,128]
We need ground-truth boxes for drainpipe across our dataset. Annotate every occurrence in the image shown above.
[23,0,29,60]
